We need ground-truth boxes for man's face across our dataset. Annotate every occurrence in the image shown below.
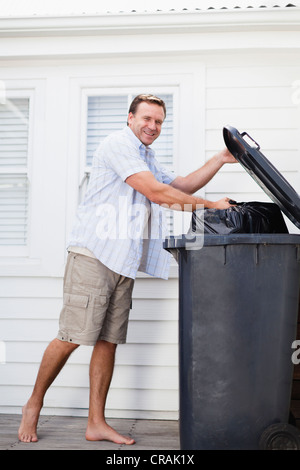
[128,101,165,146]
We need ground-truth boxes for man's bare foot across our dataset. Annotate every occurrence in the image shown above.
[86,421,135,445]
[18,403,40,443]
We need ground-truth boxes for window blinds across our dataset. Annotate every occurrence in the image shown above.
[86,94,173,171]
[86,93,174,233]
[0,98,29,246]
[86,95,128,167]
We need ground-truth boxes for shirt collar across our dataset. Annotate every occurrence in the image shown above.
[125,126,154,156]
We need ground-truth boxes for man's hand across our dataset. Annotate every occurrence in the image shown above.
[212,197,236,210]
[216,148,237,165]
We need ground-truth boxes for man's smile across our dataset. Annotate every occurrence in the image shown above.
[144,129,156,136]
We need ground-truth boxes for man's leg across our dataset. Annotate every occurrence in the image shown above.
[18,338,78,442]
[85,340,135,445]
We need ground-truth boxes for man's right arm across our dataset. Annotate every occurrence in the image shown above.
[125,171,232,211]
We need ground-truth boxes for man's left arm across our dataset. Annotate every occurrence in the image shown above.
[170,148,236,195]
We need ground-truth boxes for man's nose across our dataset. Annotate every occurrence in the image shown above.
[148,120,156,130]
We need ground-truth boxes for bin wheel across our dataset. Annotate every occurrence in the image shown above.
[259,423,300,450]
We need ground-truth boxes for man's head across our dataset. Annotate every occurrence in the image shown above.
[127,94,166,146]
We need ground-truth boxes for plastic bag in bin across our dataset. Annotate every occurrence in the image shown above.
[189,202,289,235]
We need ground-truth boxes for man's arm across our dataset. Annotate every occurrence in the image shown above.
[170,149,236,194]
[125,171,232,211]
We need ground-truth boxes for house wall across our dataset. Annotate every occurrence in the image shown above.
[1,22,300,419]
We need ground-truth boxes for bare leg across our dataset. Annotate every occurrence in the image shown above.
[85,340,135,445]
[18,338,78,442]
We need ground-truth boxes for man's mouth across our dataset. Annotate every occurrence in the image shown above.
[144,130,156,137]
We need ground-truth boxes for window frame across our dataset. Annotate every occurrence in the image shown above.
[66,69,206,274]
[80,87,178,175]
[79,87,179,232]
[0,79,46,273]
[0,88,33,257]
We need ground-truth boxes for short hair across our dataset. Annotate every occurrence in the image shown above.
[128,94,166,119]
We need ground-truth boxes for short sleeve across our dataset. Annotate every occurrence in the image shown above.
[99,131,150,181]
[152,158,176,185]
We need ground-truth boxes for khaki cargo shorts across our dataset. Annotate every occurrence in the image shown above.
[57,252,134,346]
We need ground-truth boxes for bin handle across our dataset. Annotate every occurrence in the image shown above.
[241,132,260,150]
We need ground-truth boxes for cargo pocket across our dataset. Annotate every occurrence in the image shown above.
[85,294,108,333]
[61,293,90,333]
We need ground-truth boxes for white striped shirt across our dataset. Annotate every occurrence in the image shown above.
[67,126,176,279]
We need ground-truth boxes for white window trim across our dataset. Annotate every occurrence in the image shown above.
[79,87,179,178]
[66,69,205,276]
[0,79,46,273]
[0,89,33,258]
[81,88,179,239]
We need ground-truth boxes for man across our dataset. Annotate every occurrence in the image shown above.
[18,94,236,444]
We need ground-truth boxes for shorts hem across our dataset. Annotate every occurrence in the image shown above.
[98,335,127,345]
[56,333,127,346]
[56,333,97,347]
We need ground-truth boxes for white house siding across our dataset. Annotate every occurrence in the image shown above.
[205,57,300,235]
[1,7,300,420]
[0,276,179,419]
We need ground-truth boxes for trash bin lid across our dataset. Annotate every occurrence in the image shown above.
[223,125,300,229]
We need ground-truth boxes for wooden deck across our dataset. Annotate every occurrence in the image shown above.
[0,414,180,451]
[2,411,300,452]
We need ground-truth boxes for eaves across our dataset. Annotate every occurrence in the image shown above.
[1,8,300,37]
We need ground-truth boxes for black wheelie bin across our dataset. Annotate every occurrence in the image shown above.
[164,126,300,450]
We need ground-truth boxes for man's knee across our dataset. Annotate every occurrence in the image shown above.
[94,339,117,353]
[54,338,80,352]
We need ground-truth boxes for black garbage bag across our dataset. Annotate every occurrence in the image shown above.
[189,202,289,235]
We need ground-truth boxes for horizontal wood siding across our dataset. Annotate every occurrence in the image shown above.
[0,276,179,419]
[205,64,300,234]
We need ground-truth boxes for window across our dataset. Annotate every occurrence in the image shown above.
[83,92,175,233]
[0,96,30,252]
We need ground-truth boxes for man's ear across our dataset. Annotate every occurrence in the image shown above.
[127,112,134,125]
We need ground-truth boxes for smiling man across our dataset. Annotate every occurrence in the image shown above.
[18,94,235,445]
[128,95,164,145]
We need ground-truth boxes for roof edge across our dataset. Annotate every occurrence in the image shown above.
[1,8,300,37]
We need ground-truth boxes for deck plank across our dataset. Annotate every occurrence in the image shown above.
[0,414,180,450]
